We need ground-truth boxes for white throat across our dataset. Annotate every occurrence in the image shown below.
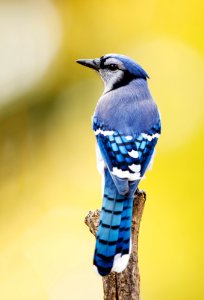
[100,69,124,93]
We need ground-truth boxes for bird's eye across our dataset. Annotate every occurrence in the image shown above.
[108,64,118,71]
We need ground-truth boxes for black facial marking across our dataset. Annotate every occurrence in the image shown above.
[100,56,109,69]
[111,70,136,91]
[100,56,119,70]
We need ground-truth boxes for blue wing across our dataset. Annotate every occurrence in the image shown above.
[93,117,161,196]
[92,117,161,275]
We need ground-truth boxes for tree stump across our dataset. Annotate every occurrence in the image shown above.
[85,190,146,300]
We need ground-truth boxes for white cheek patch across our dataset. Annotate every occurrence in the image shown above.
[100,69,124,93]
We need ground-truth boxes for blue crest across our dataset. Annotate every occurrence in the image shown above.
[105,54,149,79]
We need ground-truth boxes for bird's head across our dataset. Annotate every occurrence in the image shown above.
[76,53,149,93]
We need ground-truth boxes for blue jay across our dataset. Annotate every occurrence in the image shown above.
[76,54,161,276]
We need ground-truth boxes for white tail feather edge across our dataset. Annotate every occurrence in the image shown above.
[111,238,132,273]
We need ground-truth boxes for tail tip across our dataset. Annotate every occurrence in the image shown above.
[93,263,112,277]
[111,253,130,273]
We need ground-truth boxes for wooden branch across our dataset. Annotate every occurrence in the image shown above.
[85,190,146,300]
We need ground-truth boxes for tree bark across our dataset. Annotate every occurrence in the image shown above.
[85,189,146,300]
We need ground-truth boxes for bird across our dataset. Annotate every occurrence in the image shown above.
[76,53,161,276]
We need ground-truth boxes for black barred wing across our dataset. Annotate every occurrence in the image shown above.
[93,118,161,182]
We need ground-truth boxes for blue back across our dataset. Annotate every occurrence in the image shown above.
[94,78,160,136]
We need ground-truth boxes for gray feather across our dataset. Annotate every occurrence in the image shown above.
[94,79,159,135]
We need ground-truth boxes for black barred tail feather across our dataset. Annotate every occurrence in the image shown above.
[93,170,134,276]
[111,196,133,273]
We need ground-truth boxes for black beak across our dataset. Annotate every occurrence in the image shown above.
[76,58,100,71]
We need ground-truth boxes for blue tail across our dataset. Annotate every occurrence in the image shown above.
[94,169,135,276]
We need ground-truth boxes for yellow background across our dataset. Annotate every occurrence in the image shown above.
[0,0,203,299]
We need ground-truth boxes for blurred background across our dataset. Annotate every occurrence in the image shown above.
[0,0,203,299]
